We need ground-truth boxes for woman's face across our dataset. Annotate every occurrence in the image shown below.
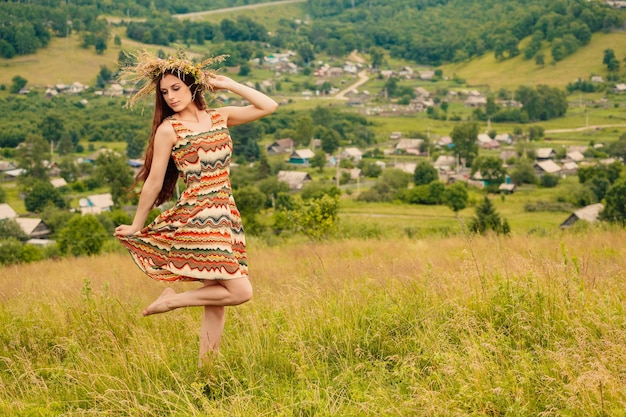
[159,73,193,112]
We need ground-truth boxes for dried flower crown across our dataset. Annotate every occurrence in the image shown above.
[117,48,228,108]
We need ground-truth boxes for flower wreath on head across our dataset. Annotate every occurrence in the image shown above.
[117,48,228,109]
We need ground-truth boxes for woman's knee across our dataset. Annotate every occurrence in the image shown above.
[228,278,253,305]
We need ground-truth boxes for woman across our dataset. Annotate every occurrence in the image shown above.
[114,50,278,365]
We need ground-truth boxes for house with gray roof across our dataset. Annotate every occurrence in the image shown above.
[288,149,315,165]
[534,160,562,176]
[277,170,312,190]
[560,203,604,228]
[0,203,17,220]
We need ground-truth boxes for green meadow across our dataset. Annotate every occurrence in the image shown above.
[1,229,625,416]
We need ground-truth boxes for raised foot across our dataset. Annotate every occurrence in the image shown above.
[143,287,177,316]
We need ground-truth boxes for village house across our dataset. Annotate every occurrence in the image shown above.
[410,97,435,112]
[561,161,579,175]
[79,193,114,215]
[498,183,517,194]
[395,138,424,155]
[50,177,68,188]
[494,133,512,144]
[266,138,295,155]
[418,70,435,81]
[477,134,499,149]
[398,66,414,79]
[499,150,518,163]
[288,149,315,165]
[434,155,457,171]
[277,170,312,191]
[436,136,453,148]
[103,83,124,97]
[414,87,431,98]
[566,151,585,162]
[613,83,626,93]
[340,147,363,162]
[394,162,417,175]
[0,160,15,172]
[534,160,562,176]
[465,95,487,107]
[336,168,362,182]
[15,218,52,240]
[389,131,402,140]
[0,203,17,220]
[0,203,52,241]
[560,203,604,228]
[536,148,557,160]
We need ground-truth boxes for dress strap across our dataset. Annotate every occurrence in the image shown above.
[167,116,190,136]
[207,109,227,129]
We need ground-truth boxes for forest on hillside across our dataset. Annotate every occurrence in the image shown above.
[0,0,623,66]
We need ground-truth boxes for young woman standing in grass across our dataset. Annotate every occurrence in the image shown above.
[114,49,277,365]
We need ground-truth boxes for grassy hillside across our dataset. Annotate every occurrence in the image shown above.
[1,230,625,415]
[1,2,624,91]
[441,32,626,90]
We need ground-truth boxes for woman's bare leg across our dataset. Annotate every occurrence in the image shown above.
[142,277,252,316]
[199,305,225,366]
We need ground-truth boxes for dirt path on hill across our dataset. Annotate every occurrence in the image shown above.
[334,70,370,100]
[545,124,626,134]
[173,0,306,20]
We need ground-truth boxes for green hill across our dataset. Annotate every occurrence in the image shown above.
[441,32,626,90]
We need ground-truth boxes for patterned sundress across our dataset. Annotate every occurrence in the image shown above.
[117,109,247,282]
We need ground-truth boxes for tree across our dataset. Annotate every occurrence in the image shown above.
[276,195,339,240]
[600,179,626,226]
[233,186,266,235]
[0,219,28,241]
[603,49,616,65]
[24,181,67,212]
[369,46,385,69]
[539,173,559,188]
[451,122,479,167]
[39,114,65,145]
[413,161,438,186]
[319,126,341,154]
[469,197,510,235]
[258,177,290,208]
[471,156,507,187]
[10,75,27,94]
[443,182,469,213]
[294,115,314,146]
[510,160,538,185]
[16,134,49,182]
[310,150,327,172]
[297,42,315,65]
[93,151,134,205]
[58,215,108,256]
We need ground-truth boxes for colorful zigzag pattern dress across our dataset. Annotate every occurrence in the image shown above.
[117,109,247,282]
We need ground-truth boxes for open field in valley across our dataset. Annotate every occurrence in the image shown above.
[1,230,626,415]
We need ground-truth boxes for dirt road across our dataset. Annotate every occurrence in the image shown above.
[545,124,626,134]
[173,0,306,20]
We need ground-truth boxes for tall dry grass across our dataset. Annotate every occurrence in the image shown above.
[1,230,625,416]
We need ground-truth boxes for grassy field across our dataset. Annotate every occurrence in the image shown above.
[1,229,625,416]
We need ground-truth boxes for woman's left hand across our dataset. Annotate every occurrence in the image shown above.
[208,75,234,91]
[114,224,140,237]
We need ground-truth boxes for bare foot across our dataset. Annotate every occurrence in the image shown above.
[143,287,177,316]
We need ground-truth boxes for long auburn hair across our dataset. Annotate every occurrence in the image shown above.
[133,70,208,207]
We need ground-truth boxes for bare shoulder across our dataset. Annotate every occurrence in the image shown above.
[155,119,177,147]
